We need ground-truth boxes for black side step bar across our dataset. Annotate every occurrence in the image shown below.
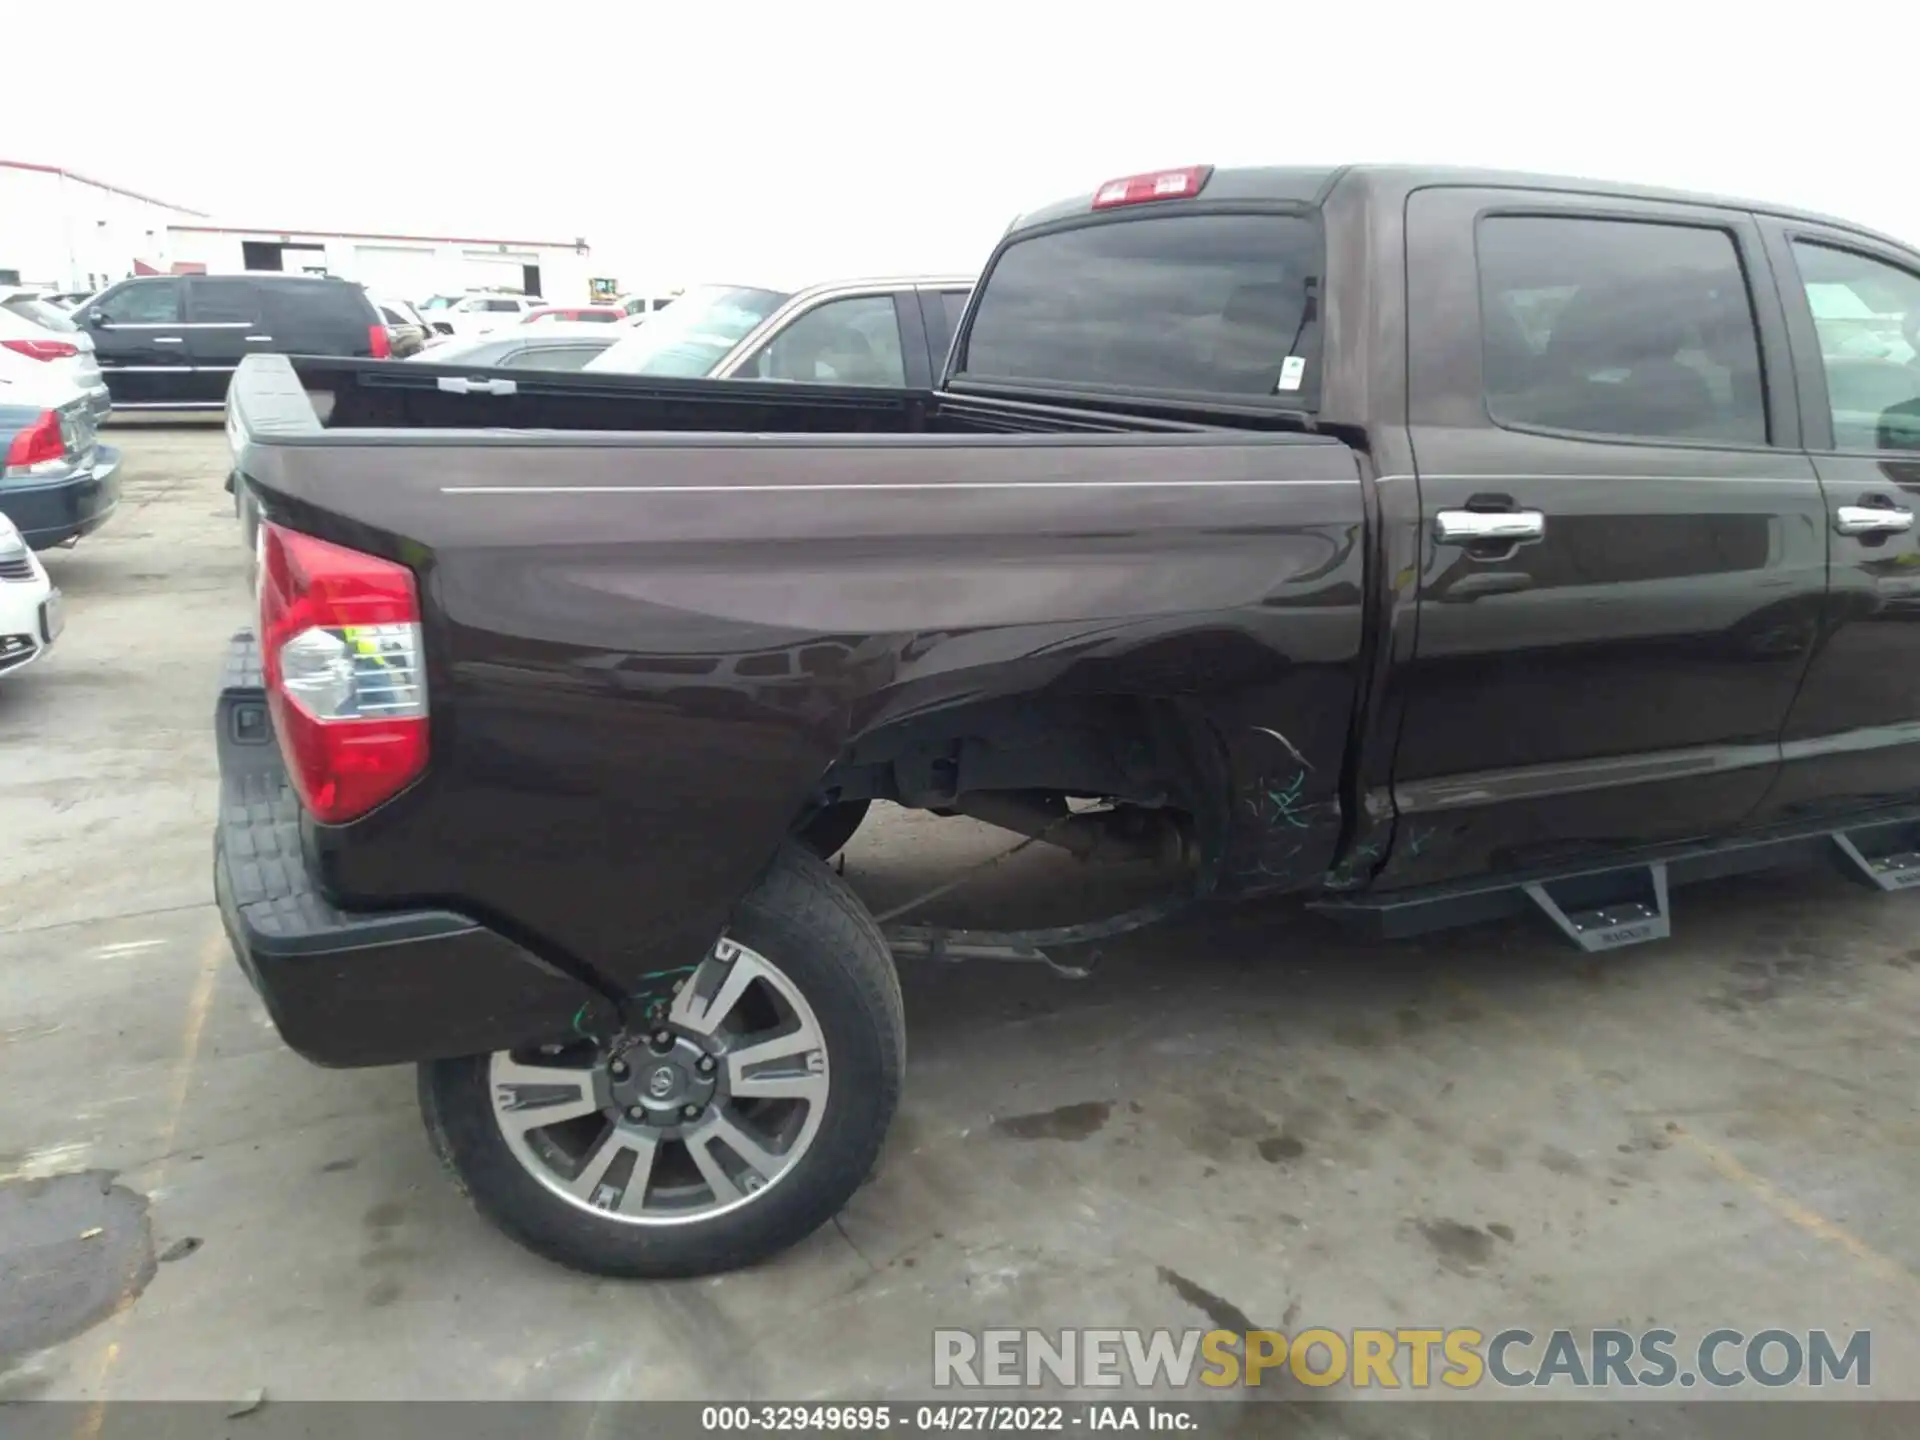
[1523,864,1669,952]
[1833,821,1920,891]
[1313,807,1920,952]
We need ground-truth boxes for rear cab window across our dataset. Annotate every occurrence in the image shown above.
[954,207,1324,406]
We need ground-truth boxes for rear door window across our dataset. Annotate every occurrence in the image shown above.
[1476,216,1768,445]
[939,289,969,338]
[190,278,263,324]
[958,213,1323,400]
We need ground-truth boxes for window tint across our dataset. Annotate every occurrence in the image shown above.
[1478,217,1767,445]
[483,299,521,313]
[961,214,1321,399]
[504,344,609,371]
[191,278,261,323]
[379,305,407,325]
[939,289,969,338]
[1791,241,1920,452]
[262,282,368,336]
[585,285,788,377]
[741,294,906,386]
[94,280,182,325]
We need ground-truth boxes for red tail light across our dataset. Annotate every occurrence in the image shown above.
[1,338,81,361]
[369,324,392,359]
[258,522,428,823]
[1091,165,1213,210]
[3,410,66,475]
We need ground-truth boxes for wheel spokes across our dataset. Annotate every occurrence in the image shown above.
[686,1113,782,1202]
[671,944,765,1037]
[488,938,832,1226]
[567,1125,660,1216]
[727,1021,828,1101]
[492,1056,601,1133]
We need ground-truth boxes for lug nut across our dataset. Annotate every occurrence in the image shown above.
[627,1105,646,1121]
[696,1056,715,1074]
[652,1030,672,1048]
[682,1103,703,1120]
[609,1059,628,1078]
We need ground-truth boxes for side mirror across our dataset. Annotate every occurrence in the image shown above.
[84,310,107,328]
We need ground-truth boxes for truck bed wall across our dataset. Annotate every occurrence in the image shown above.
[235,357,1371,999]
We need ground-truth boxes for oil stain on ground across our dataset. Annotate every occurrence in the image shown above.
[1155,1265,1262,1333]
[1416,1218,1497,1274]
[0,1171,155,1369]
[991,1101,1112,1142]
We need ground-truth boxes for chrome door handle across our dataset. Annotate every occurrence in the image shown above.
[1835,505,1914,536]
[436,376,518,396]
[245,334,273,342]
[1434,509,1546,544]
[152,336,185,344]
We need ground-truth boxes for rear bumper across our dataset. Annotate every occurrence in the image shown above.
[2,447,122,548]
[213,631,615,1067]
[0,562,57,676]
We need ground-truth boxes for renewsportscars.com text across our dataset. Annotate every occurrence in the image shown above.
[933,1326,1871,1391]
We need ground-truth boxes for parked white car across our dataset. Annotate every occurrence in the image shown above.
[0,512,60,678]
[422,293,548,340]
[0,290,111,422]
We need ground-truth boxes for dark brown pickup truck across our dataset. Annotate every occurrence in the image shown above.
[215,163,1920,1278]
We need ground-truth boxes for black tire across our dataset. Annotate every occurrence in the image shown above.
[796,798,870,859]
[418,843,905,1279]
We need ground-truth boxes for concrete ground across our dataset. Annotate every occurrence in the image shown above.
[3,425,1920,1421]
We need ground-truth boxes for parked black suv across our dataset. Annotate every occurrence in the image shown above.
[77,274,387,411]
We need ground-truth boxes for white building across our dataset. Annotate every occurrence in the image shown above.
[163,224,596,304]
[1,156,597,303]
[0,158,205,292]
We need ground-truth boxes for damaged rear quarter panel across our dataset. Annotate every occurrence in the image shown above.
[276,431,1368,994]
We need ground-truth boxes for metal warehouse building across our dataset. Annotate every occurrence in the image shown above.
[163,224,595,303]
[0,159,204,292]
[2,157,594,302]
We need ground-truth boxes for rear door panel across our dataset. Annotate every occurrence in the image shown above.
[185,277,266,405]
[1757,220,1920,820]
[1385,186,1824,888]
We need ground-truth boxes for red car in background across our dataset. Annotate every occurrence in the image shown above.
[522,306,624,325]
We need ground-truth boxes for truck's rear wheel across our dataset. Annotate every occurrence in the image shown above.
[418,845,904,1278]
[796,799,870,859]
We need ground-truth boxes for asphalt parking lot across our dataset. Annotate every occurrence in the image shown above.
[5,426,1920,1423]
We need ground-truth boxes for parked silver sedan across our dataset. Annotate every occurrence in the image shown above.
[408,324,620,371]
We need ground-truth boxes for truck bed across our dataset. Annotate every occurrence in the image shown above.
[230,353,1372,1001]
[263,354,1245,438]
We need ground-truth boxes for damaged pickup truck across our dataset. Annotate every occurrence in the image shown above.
[215,163,1920,1277]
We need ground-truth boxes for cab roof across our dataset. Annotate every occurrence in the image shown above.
[1008,163,1913,254]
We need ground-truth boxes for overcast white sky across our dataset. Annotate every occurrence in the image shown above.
[9,0,1911,288]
